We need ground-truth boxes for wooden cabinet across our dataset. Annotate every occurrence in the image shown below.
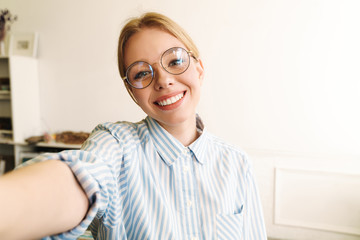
[0,56,41,142]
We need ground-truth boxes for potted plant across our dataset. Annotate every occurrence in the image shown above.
[0,9,17,55]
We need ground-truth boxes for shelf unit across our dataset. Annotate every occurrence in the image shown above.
[0,56,81,175]
[0,90,11,100]
[0,56,42,139]
[0,55,42,173]
[0,56,82,174]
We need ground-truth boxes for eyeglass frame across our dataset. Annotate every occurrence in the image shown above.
[122,47,197,89]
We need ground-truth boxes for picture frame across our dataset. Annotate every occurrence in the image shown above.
[9,32,38,57]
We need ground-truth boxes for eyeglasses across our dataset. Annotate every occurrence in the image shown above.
[123,47,195,89]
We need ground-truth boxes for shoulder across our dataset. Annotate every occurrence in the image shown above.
[206,131,246,156]
[88,119,149,147]
[205,131,251,170]
[95,119,145,134]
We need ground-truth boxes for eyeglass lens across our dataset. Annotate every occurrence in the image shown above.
[126,47,190,89]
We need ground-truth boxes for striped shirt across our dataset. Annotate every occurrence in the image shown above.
[24,116,267,239]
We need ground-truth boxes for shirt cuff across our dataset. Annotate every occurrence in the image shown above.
[18,151,109,239]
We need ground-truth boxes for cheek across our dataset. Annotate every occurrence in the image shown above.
[182,70,202,88]
[180,69,197,83]
[132,89,151,106]
[131,89,142,102]
[186,64,202,81]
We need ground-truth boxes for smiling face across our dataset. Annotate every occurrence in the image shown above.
[124,27,204,131]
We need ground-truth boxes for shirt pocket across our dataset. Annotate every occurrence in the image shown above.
[216,212,243,240]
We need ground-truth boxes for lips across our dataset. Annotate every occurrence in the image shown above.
[155,91,185,106]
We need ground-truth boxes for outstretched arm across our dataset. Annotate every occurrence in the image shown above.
[0,160,89,240]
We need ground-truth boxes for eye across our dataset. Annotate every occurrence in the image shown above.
[133,71,152,81]
[168,58,185,67]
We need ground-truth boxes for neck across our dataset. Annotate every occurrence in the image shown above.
[158,118,199,147]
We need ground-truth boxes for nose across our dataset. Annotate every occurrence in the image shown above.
[153,65,174,90]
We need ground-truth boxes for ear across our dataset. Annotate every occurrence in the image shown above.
[196,58,205,86]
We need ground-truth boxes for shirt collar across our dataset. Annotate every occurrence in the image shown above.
[188,128,208,165]
[145,116,209,166]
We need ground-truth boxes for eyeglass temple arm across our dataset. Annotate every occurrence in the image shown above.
[188,50,198,61]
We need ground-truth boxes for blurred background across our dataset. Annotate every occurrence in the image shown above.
[1,0,359,239]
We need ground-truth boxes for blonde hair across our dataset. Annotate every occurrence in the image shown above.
[117,12,200,101]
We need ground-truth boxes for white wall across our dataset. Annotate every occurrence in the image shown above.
[2,0,360,239]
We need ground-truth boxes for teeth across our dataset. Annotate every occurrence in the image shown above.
[157,92,184,106]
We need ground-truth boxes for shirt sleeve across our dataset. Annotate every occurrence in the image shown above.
[241,157,267,240]
[18,123,124,239]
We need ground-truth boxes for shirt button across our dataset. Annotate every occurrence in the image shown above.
[187,200,193,207]
[183,165,190,173]
[183,148,188,154]
[191,237,198,240]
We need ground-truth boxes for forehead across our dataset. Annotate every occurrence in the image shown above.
[124,28,186,67]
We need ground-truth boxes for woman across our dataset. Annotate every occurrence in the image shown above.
[0,12,266,239]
